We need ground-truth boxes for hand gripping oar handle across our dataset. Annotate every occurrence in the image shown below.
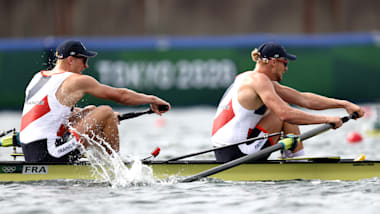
[166,132,282,162]
[117,105,169,121]
[181,113,359,182]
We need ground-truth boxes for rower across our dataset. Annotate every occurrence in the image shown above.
[19,40,170,163]
[211,42,364,162]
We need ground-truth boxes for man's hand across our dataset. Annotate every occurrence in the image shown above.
[150,97,171,115]
[326,116,343,129]
[344,102,365,119]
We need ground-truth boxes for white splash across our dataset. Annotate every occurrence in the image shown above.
[73,129,155,188]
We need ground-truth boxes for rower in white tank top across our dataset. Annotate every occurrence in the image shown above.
[20,70,80,160]
[212,71,269,155]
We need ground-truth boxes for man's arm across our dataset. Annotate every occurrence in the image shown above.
[273,82,364,117]
[66,74,170,114]
[252,74,343,126]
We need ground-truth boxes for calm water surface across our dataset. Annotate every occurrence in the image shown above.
[1,105,380,214]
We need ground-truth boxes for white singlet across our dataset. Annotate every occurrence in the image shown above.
[211,71,268,154]
[20,70,80,158]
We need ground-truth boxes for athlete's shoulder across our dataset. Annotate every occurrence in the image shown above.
[66,74,100,89]
[240,71,264,83]
[66,73,93,81]
[40,69,71,77]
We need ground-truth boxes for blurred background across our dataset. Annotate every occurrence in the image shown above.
[1,0,380,161]
[0,0,380,109]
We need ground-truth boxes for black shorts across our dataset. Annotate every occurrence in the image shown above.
[21,133,82,163]
[214,126,273,163]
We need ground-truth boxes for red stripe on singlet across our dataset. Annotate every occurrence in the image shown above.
[20,96,51,131]
[212,99,235,136]
[255,125,275,145]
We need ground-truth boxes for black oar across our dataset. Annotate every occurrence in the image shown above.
[166,132,282,162]
[118,105,169,121]
[181,113,359,182]
[0,129,14,138]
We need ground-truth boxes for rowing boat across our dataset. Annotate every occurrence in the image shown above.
[1,157,380,182]
[1,112,371,182]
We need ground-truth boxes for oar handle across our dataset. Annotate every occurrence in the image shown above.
[330,112,358,128]
[117,105,169,121]
[118,109,153,121]
[343,112,359,122]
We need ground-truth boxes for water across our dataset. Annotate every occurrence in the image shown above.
[1,105,380,214]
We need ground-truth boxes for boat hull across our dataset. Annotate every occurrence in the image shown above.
[366,129,380,137]
[1,160,380,182]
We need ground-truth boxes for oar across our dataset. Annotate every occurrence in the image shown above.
[181,113,359,182]
[118,105,169,121]
[166,132,282,162]
[141,147,161,161]
[0,129,14,138]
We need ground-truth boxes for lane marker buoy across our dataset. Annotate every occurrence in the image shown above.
[346,131,363,143]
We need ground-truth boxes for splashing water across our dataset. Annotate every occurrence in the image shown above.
[73,129,156,188]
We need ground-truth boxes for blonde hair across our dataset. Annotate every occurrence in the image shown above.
[251,48,269,64]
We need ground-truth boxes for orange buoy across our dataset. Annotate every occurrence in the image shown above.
[346,131,363,143]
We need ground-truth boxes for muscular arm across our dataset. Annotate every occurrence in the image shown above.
[82,77,155,105]
[58,74,170,114]
[252,74,339,125]
[274,83,363,117]
[274,83,346,110]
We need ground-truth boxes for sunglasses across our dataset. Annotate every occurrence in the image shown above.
[74,56,88,64]
[276,58,288,67]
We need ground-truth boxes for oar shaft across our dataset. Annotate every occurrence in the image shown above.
[300,123,332,141]
[182,144,283,182]
[0,129,13,138]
